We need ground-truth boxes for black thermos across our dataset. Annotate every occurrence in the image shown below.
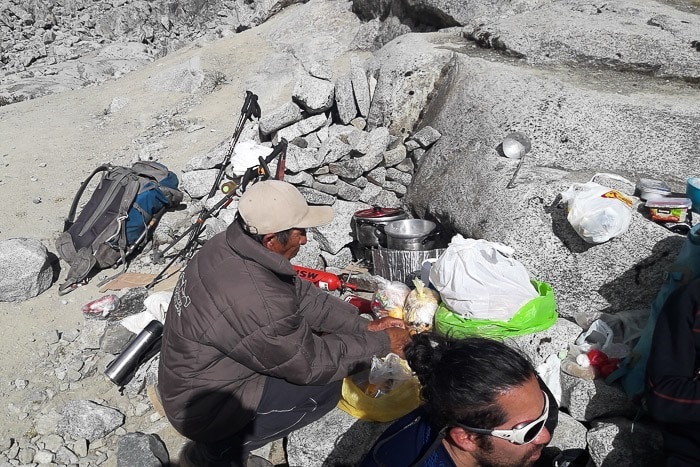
[104,320,163,387]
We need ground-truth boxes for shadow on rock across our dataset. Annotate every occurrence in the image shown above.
[322,419,390,467]
[597,234,684,313]
[544,194,595,254]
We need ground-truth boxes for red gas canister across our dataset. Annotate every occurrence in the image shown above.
[293,265,344,291]
[344,294,373,315]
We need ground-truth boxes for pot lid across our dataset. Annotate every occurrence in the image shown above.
[353,206,407,222]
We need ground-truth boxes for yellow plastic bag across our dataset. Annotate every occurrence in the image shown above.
[337,376,422,422]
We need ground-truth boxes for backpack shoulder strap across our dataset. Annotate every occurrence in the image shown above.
[65,165,110,226]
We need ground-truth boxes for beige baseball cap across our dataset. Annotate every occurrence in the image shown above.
[238,180,334,234]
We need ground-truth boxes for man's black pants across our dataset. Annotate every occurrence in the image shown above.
[200,376,342,464]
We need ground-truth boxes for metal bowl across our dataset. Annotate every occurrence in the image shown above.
[384,219,436,239]
[502,132,531,159]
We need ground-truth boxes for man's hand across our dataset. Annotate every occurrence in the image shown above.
[384,327,411,358]
[367,317,405,332]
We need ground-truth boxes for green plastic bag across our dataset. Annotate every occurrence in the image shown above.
[434,281,557,340]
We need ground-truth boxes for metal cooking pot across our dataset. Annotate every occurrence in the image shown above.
[352,206,408,248]
[384,219,437,251]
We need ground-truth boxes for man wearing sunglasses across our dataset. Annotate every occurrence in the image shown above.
[159,180,410,466]
[362,333,558,467]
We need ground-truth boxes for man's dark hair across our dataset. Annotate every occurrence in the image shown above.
[405,333,535,433]
[238,215,293,245]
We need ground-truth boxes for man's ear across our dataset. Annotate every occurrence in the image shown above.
[262,233,277,248]
[446,427,480,453]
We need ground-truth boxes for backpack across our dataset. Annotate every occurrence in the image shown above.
[606,223,700,398]
[55,161,183,294]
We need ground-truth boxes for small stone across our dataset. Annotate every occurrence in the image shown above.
[14,379,28,389]
[18,446,36,464]
[73,438,89,457]
[33,449,54,463]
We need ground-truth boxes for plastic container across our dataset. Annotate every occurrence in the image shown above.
[645,197,692,223]
[687,177,700,214]
[636,178,671,201]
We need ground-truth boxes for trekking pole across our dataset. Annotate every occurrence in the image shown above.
[208,91,261,199]
[152,92,260,263]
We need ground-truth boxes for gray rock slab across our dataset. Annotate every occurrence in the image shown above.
[366,32,454,136]
[587,417,664,467]
[359,183,384,204]
[505,318,582,367]
[358,127,393,172]
[285,171,315,186]
[549,411,587,452]
[404,33,700,320]
[0,238,52,302]
[298,187,337,206]
[372,190,402,208]
[329,159,364,179]
[56,400,125,442]
[100,322,136,355]
[381,180,407,196]
[410,125,441,148]
[464,0,700,82]
[559,373,637,421]
[293,74,335,114]
[385,167,412,186]
[259,101,303,135]
[306,60,333,80]
[335,72,357,124]
[311,181,340,196]
[116,432,169,467]
[336,180,363,202]
[287,407,389,466]
[317,136,352,165]
[313,200,360,255]
[350,56,371,118]
[80,318,109,350]
[274,113,328,144]
[285,144,320,173]
[180,169,219,199]
[54,445,80,465]
[395,157,415,173]
[315,174,339,184]
[383,144,407,167]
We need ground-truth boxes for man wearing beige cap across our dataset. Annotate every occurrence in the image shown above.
[159,180,410,467]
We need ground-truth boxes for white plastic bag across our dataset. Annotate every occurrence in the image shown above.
[230,140,273,177]
[429,235,538,321]
[560,173,636,244]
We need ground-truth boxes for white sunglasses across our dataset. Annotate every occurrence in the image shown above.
[454,390,549,445]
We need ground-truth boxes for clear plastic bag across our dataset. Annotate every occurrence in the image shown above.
[371,277,410,319]
[367,353,413,397]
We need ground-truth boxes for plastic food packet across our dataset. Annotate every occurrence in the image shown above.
[371,277,410,320]
[366,353,413,397]
[403,278,440,334]
[81,294,120,318]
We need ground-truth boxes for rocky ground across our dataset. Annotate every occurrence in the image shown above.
[2,0,700,465]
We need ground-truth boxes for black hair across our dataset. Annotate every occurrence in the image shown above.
[405,332,535,431]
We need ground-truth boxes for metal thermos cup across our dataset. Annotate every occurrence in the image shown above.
[104,320,163,386]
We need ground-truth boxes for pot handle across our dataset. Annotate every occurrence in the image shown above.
[421,233,435,245]
[374,224,387,245]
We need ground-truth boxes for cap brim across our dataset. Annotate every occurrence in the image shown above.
[296,206,335,229]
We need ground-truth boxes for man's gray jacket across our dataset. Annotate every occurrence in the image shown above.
[158,221,390,442]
